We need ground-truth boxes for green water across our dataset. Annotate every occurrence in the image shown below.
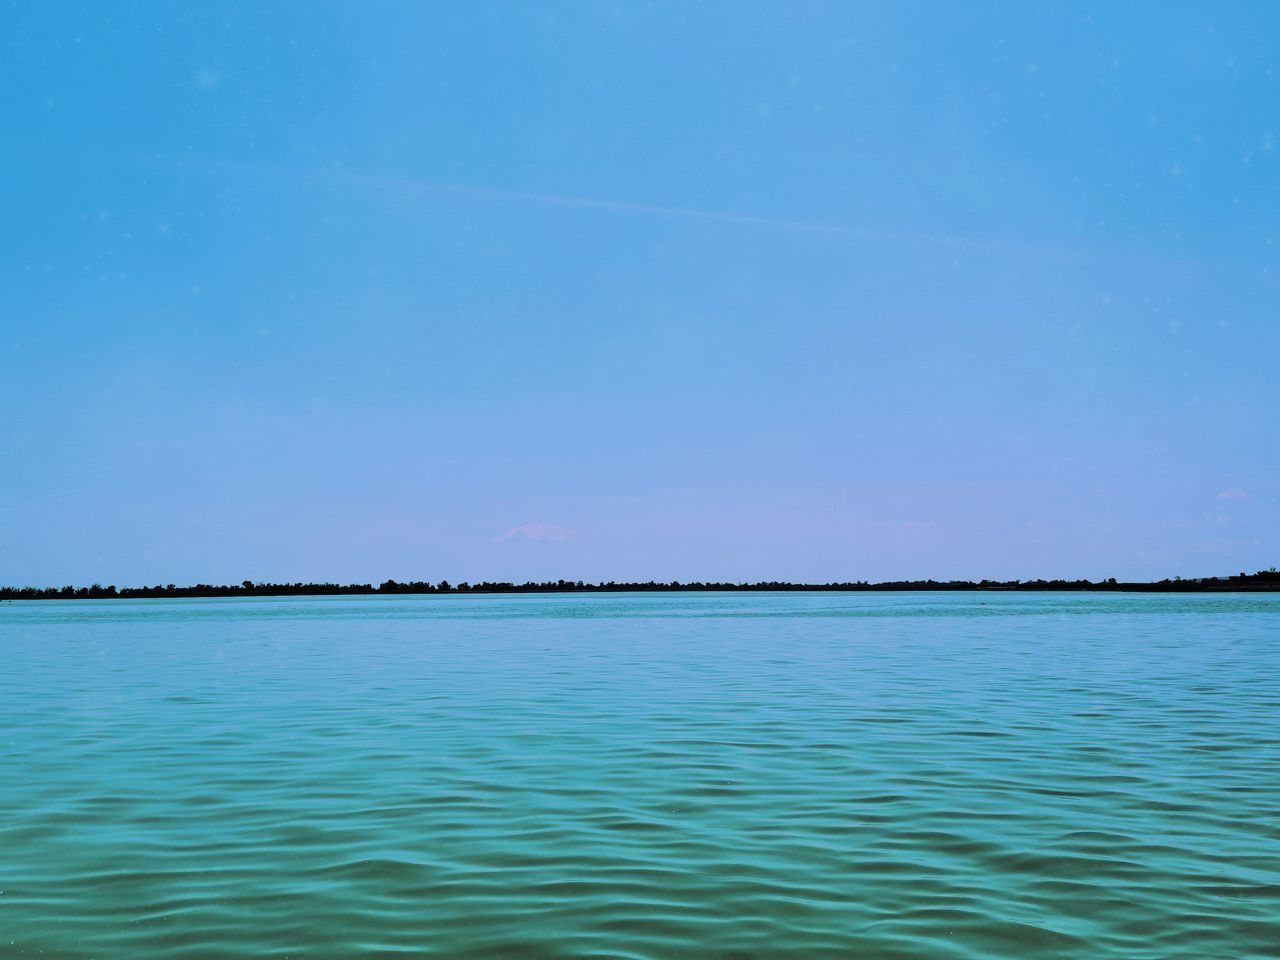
[2,592,1278,958]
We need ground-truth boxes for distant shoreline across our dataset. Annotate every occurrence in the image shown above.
[2,571,1278,600]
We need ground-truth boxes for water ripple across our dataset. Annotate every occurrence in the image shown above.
[2,592,1278,957]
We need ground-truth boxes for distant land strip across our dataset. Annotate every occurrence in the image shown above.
[2,570,1278,600]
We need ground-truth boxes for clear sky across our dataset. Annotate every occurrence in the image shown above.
[2,2,1277,587]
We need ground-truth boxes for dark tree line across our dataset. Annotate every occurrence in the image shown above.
[1,570,1278,600]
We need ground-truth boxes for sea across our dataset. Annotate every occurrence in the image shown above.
[2,592,1277,958]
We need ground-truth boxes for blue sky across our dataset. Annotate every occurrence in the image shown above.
[2,1,1277,586]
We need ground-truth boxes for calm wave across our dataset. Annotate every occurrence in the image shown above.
[3,593,1278,958]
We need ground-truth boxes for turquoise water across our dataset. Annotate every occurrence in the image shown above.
[2,592,1278,959]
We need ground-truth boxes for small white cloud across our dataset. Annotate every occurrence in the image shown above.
[1217,488,1251,501]
[494,522,574,544]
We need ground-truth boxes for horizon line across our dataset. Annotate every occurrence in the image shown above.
[3,570,1278,600]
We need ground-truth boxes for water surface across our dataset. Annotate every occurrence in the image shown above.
[2,592,1278,958]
